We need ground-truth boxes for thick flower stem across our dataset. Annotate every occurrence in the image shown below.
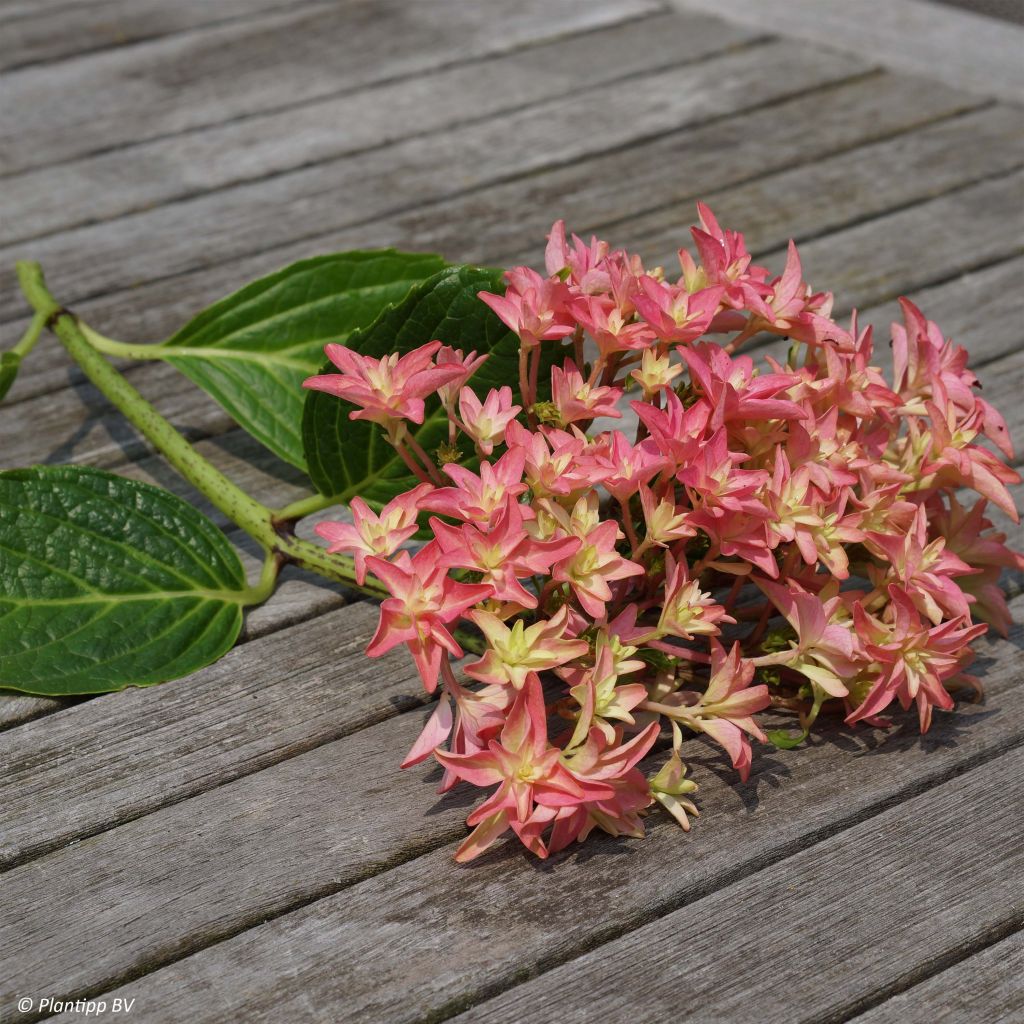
[15,260,387,599]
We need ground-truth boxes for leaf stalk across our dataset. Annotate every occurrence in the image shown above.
[15,261,387,599]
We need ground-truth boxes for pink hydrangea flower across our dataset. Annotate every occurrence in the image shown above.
[458,385,521,455]
[315,482,431,585]
[847,587,986,732]
[364,542,492,692]
[466,605,589,689]
[633,276,724,346]
[303,206,1021,862]
[303,339,464,429]
[435,674,613,861]
[550,360,622,424]
[478,269,574,349]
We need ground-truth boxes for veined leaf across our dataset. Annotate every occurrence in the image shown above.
[302,264,562,507]
[0,466,252,696]
[156,250,448,470]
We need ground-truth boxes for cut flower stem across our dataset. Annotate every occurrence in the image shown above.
[15,261,387,600]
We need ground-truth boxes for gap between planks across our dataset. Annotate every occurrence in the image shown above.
[0,36,870,325]
[2,186,1015,737]
[846,928,1024,1024]
[2,175,1020,731]
[2,14,1015,831]
[4,164,1020,483]
[667,0,1024,105]
[441,747,1024,1024]
[0,9,761,247]
[0,75,1006,417]
[0,68,918,409]
[11,601,1022,1024]
[0,0,664,179]
[0,0,334,75]
[3,361,1019,1008]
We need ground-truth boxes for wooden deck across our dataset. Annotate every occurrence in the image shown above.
[1,2,1022,1021]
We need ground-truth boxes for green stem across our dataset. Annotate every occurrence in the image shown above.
[1,309,47,402]
[12,310,47,358]
[16,261,387,599]
[241,550,284,605]
[76,322,158,360]
[274,529,387,597]
[272,489,353,522]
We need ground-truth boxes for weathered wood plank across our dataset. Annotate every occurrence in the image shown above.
[2,168,1018,734]
[3,72,976,406]
[0,509,349,734]
[849,929,1024,1024]
[668,0,1024,104]
[557,169,1024,312]
[579,103,1024,284]
[451,748,1024,1024]
[2,11,756,244]
[5,167,1020,479]
[0,600,428,870]
[0,358,230,471]
[6,273,1015,735]
[0,0,328,72]
[0,692,82,732]
[0,40,866,320]
[0,0,662,177]
[0,86,995,434]
[36,599,1024,1024]
[855,255,1024,371]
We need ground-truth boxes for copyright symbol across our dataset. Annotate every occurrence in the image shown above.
[18,997,34,1012]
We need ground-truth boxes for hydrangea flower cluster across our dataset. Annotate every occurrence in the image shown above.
[305,205,1022,863]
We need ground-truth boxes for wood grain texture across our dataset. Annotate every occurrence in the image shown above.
[1,330,1016,735]
[451,748,1024,1024]
[0,40,866,323]
[581,103,1024,277]
[560,169,1024,311]
[2,11,757,244]
[3,71,977,406]
[0,0,661,176]
[3,6,1022,1017]
[849,929,1024,1024]
[668,0,1024,103]
[0,599,428,869]
[0,0,329,72]
[855,255,1024,372]
[4,167,1019,479]
[42,598,1023,1024]
[0,82,1001,433]
[4,257,1016,734]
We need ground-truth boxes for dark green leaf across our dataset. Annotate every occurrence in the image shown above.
[0,352,21,402]
[0,466,252,696]
[302,264,563,507]
[157,250,448,470]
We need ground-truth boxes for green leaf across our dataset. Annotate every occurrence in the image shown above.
[157,250,448,471]
[767,728,810,750]
[0,352,20,402]
[767,684,829,749]
[0,465,252,696]
[302,264,563,507]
